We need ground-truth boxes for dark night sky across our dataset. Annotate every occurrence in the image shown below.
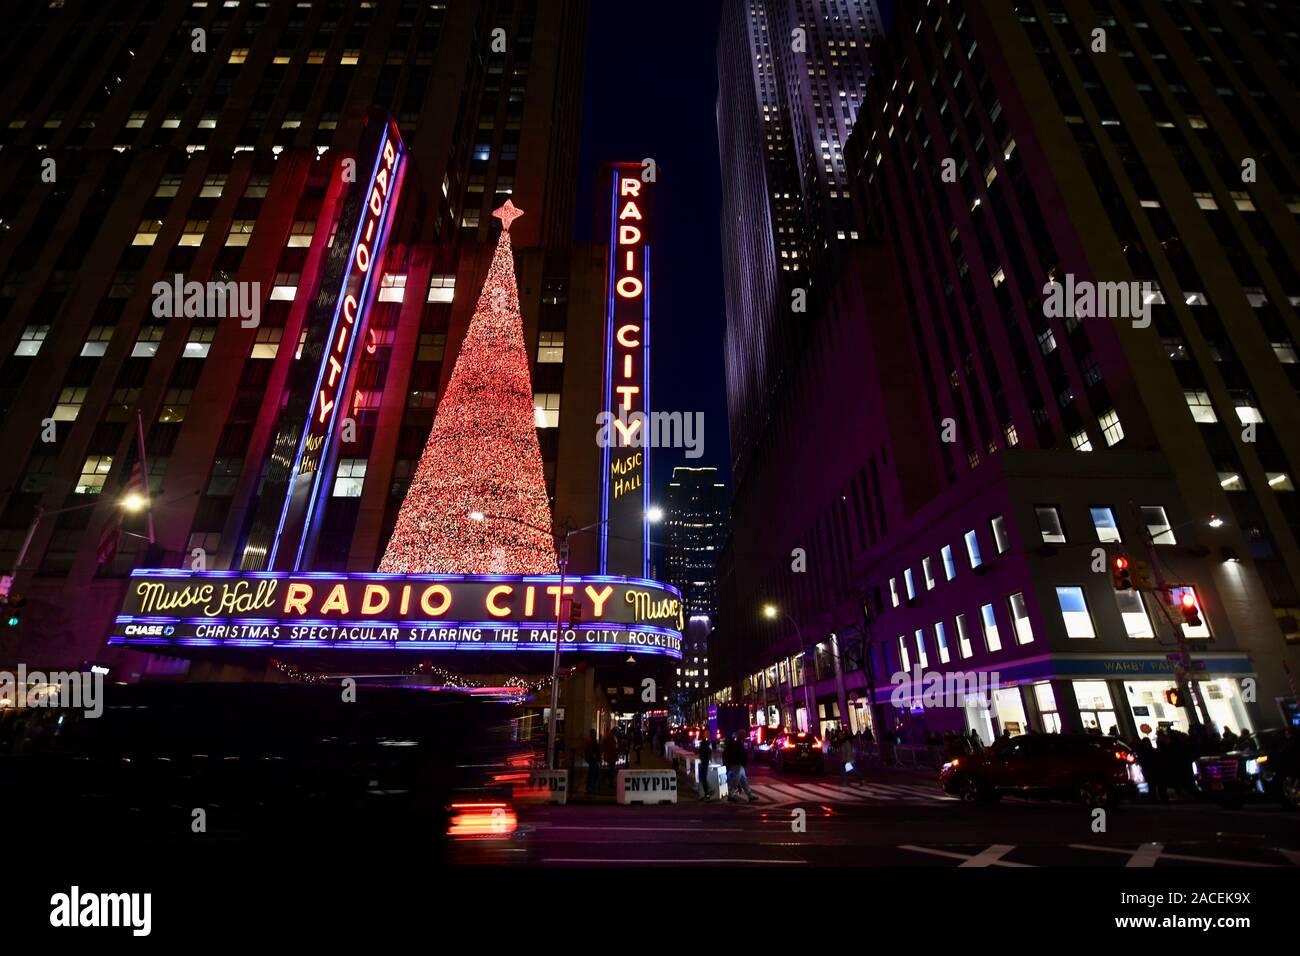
[574,1,731,501]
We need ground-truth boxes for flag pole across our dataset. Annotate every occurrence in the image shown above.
[136,410,155,544]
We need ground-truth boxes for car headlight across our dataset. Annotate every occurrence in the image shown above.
[1245,759,1259,776]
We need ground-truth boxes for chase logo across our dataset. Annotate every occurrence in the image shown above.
[123,624,170,637]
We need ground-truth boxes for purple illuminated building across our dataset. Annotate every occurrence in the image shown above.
[716,0,1300,744]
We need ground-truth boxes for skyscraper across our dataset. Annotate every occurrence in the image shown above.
[717,0,885,481]
[0,0,602,677]
[716,0,1300,742]
[661,466,728,709]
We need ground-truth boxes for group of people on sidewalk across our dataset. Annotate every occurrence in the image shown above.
[581,725,644,794]
[696,732,756,802]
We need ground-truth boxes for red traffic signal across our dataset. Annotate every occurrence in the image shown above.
[1110,555,1133,590]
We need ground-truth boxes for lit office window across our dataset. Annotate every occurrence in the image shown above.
[132,220,162,245]
[158,388,193,423]
[52,387,88,421]
[1056,586,1096,638]
[428,274,456,303]
[889,577,900,607]
[1266,472,1295,491]
[1098,409,1124,445]
[922,556,936,590]
[990,514,1011,554]
[200,174,226,197]
[75,455,113,494]
[904,568,916,600]
[537,331,565,363]
[15,325,49,356]
[417,332,446,362]
[178,219,209,246]
[964,530,982,568]
[896,635,911,673]
[941,544,957,580]
[287,220,316,248]
[185,327,216,358]
[914,629,928,669]
[1070,429,1093,451]
[1184,390,1217,423]
[1090,507,1121,543]
[132,326,165,358]
[80,326,114,357]
[1141,506,1176,545]
[955,614,973,658]
[251,327,281,359]
[1035,506,1066,544]
[979,603,1001,652]
[378,273,406,301]
[934,621,951,663]
[333,459,367,497]
[1116,591,1154,638]
[533,392,560,428]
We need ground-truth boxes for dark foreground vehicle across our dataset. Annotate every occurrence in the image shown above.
[0,682,519,859]
[772,731,826,773]
[939,733,1145,808]
[1193,730,1300,810]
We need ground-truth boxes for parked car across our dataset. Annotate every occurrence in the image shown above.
[939,733,1144,807]
[1193,729,1300,810]
[772,731,826,773]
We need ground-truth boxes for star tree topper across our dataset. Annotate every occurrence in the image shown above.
[492,199,525,231]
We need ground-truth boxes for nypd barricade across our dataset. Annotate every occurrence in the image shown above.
[517,769,568,805]
[616,769,678,805]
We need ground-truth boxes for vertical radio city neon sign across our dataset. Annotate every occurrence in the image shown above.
[269,116,405,570]
[600,164,651,577]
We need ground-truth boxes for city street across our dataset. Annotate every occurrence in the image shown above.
[515,763,1300,867]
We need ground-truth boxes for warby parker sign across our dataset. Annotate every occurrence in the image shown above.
[601,164,651,577]
[111,571,684,657]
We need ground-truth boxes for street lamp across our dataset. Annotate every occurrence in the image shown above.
[761,603,815,733]
[469,507,663,769]
[8,491,151,580]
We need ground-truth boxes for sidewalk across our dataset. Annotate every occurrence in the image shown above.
[564,745,677,804]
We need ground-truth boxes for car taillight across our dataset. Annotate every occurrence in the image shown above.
[1114,751,1135,764]
[448,802,517,838]
[782,740,796,749]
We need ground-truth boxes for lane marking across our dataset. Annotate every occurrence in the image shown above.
[1066,844,1278,867]
[542,857,807,865]
[1126,843,1164,868]
[958,843,1021,868]
[898,844,1031,867]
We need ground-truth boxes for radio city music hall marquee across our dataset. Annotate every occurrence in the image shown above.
[600,164,652,578]
[110,571,684,657]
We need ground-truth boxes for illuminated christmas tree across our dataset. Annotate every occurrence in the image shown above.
[379,200,558,574]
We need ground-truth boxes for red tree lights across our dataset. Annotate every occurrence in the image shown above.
[378,200,558,575]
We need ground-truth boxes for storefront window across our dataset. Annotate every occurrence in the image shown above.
[1124,680,1190,739]
[992,686,1028,736]
[1073,681,1119,735]
[1200,679,1253,738]
[1033,682,1062,732]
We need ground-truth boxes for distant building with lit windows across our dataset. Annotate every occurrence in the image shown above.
[716,0,1300,743]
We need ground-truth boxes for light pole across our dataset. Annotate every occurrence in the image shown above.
[469,507,663,769]
[763,603,815,734]
[8,492,151,581]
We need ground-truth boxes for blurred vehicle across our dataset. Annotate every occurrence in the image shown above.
[747,723,786,763]
[709,704,749,742]
[1193,730,1300,810]
[0,682,521,860]
[772,731,825,773]
[939,733,1143,808]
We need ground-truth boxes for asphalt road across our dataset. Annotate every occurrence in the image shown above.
[507,762,1300,867]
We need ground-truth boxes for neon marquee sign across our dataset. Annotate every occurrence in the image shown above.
[266,114,406,570]
[601,164,652,576]
[110,571,684,657]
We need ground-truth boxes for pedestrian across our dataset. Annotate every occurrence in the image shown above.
[862,724,876,760]
[724,733,754,802]
[1221,726,1239,751]
[619,729,631,767]
[925,731,942,768]
[1237,729,1257,752]
[634,725,644,765]
[838,733,860,786]
[968,728,983,753]
[585,729,601,795]
[697,733,714,800]
[1136,736,1165,803]
[603,728,620,790]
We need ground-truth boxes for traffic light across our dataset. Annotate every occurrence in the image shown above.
[2,594,24,628]
[1111,555,1133,590]
[1178,590,1202,629]
[1164,688,1182,707]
